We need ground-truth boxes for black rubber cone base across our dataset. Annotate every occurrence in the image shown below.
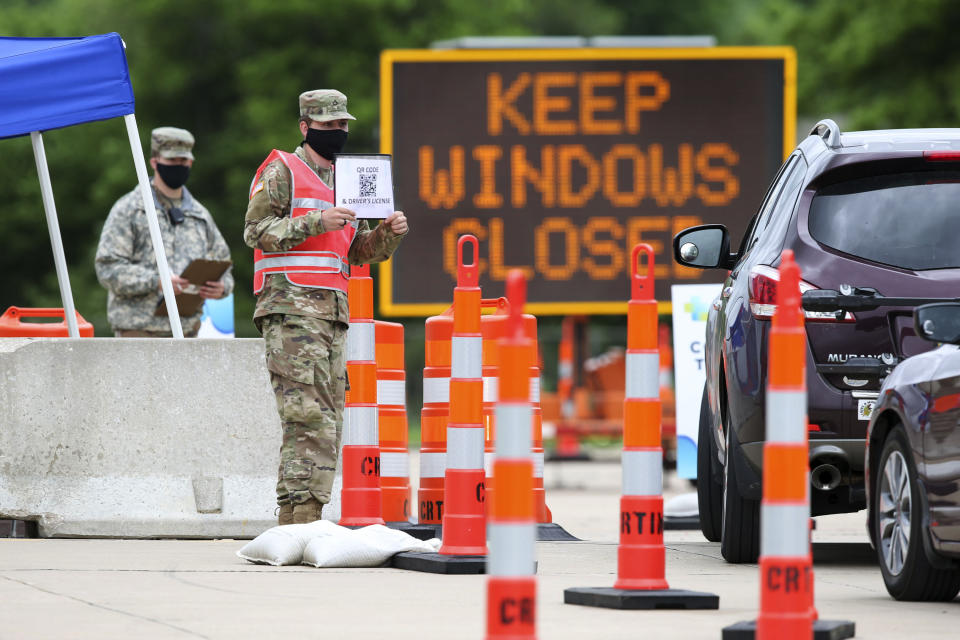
[537,523,580,541]
[385,522,441,541]
[390,551,486,574]
[663,515,702,530]
[0,520,37,538]
[564,587,719,610]
[722,619,856,640]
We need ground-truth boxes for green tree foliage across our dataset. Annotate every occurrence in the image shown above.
[0,0,639,336]
[3,0,954,341]
[723,0,960,129]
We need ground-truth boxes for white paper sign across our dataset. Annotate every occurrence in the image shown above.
[334,154,394,219]
[671,283,723,479]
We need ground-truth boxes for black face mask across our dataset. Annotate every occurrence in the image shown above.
[156,163,190,189]
[304,128,348,161]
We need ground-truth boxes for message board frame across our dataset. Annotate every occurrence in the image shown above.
[379,46,796,317]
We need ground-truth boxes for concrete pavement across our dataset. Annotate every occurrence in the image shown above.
[1,460,957,639]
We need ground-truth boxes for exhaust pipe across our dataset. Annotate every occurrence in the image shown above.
[810,463,842,491]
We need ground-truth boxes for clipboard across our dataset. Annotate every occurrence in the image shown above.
[155,259,232,317]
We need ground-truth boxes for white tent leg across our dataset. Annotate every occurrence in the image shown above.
[123,113,183,338]
[30,131,80,338]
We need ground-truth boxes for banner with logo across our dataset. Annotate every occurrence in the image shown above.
[671,284,722,478]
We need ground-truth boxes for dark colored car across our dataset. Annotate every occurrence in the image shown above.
[674,120,960,562]
[866,303,960,601]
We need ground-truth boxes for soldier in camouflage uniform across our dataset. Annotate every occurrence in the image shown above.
[96,127,233,337]
[244,90,408,525]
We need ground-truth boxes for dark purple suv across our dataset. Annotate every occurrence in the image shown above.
[674,120,960,563]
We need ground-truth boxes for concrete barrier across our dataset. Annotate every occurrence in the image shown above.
[0,338,282,538]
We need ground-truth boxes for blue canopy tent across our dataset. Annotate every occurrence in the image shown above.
[0,33,183,337]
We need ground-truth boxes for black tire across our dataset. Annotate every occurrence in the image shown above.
[720,417,760,563]
[697,384,722,542]
[873,427,960,601]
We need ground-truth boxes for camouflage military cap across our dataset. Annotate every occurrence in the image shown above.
[299,89,356,122]
[151,127,195,160]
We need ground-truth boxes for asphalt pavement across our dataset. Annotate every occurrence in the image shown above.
[1,456,957,639]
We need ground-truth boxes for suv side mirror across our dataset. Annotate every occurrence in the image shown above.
[672,224,735,270]
[914,303,960,345]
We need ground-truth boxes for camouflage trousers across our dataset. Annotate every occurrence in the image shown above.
[261,313,348,506]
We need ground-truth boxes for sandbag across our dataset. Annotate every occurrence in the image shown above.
[236,520,346,566]
[302,524,440,568]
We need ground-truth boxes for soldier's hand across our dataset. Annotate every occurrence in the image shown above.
[199,280,225,299]
[385,210,408,235]
[163,275,190,294]
[320,207,356,232]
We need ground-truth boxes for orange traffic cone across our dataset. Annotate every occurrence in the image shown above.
[564,244,718,609]
[724,251,854,639]
[486,270,537,640]
[392,235,487,574]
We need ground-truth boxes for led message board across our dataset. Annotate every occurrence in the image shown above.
[379,48,795,315]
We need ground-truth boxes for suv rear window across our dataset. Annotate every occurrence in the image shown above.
[808,170,960,270]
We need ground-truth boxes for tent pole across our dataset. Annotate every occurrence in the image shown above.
[123,113,184,339]
[30,131,80,338]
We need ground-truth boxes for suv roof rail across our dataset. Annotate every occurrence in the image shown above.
[810,119,842,149]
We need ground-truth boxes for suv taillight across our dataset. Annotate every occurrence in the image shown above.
[923,151,960,162]
[749,265,855,322]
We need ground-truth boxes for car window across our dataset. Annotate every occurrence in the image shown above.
[762,154,807,249]
[735,153,802,264]
[808,170,960,270]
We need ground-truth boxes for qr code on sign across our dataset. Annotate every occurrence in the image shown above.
[359,173,377,197]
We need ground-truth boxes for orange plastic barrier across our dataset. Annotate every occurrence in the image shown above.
[419,306,453,525]
[340,264,384,526]
[0,307,94,337]
[486,270,537,640]
[376,320,411,523]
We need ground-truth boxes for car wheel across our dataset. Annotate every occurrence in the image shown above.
[874,427,960,601]
[697,384,722,542]
[720,411,760,563]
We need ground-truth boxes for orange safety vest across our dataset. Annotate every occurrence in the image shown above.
[250,149,356,295]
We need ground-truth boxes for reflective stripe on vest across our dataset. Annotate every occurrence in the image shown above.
[251,149,354,294]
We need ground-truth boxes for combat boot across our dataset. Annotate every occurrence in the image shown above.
[292,498,323,524]
[277,503,294,526]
